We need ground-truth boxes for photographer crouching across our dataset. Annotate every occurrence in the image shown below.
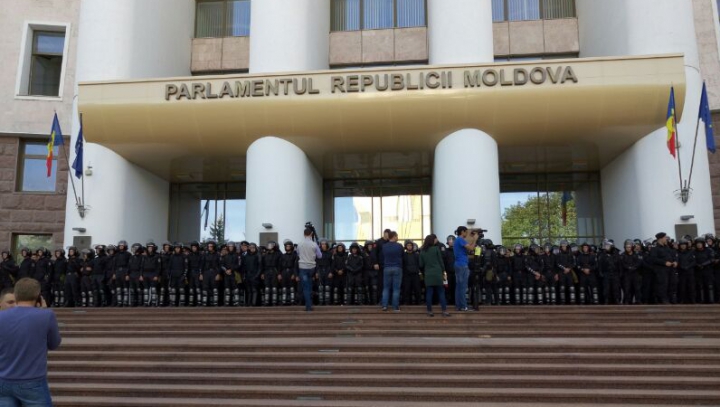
[453,226,482,311]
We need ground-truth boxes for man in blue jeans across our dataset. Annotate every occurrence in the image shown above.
[454,226,479,311]
[0,278,61,407]
[380,231,404,311]
[298,227,322,311]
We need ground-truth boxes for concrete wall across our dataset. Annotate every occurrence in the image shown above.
[493,18,579,57]
[578,0,715,240]
[694,0,720,109]
[63,0,195,247]
[0,0,79,250]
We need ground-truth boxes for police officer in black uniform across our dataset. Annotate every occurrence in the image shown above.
[346,243,365,305]
[576,242,599,305]
[676,238,696,304]
[114,241,132,307]
[80,248,94,307]
[0,251,18,293]
[141,242,162,307]
[279,240,299,305]
[186,241,202,306]
[649,232,675,305]
[510,244,526,305]
[332,243,348,305]
[363,241,376,305]
[167,242,188,306]
[201,241,221,306]
[64,247,82,307]
[51,248,68,307]
[598,240,621,304]
[261,241,281,306]
[314,240,332,305]
[128,243,144,306]
[402,240,422,306]
[244,243,262,306]
[34,248,52,304]
[556,240,576,304]
[619,239,643,304]
[694,237,714,303]
[222,242,242,306]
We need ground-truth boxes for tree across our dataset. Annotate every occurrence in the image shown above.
[501,192,577,246]
[208,215,226,245]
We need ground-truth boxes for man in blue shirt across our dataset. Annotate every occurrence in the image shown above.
[380,231,404,311]
[454,226,479,311]
[0,278,61,407]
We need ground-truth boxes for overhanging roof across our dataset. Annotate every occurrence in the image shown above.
[78,54,686,181]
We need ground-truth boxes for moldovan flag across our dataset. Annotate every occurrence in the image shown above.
[666,87,677,158]
[47,113,64,177]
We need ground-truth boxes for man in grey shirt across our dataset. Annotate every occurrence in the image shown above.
[298,227,322,311]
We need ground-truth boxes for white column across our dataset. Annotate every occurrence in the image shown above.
[427,0,494,65]
[433,129,501,243]
[64,0,195,247]
[249,0,330,74]
[578,0,715,240]
[245,137,322,245]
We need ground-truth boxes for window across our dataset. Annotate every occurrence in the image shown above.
[18,141,57,192]
[331,0,426,31]
[12,234,53,261]
[492,0,575,22]
[195,0,251,38]
[16,26,68,98]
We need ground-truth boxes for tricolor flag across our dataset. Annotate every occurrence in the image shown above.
[47,113,64,177]
[561,191,573,227]
[700,82,716,154]
[666,87,677,158]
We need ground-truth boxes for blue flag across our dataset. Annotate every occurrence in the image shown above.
[700,82,716,154]
[71,123,84,179]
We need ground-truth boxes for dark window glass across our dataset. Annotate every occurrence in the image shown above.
[29,31,64,97]
[331,0,426,31]
[493,0,575,21]
[363,0,394,29]
[196,0,251,38]
[396,0,425,28]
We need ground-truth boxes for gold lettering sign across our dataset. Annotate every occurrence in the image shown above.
[164,66,579,101]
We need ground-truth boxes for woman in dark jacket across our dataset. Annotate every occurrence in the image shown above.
[420,234,450,317]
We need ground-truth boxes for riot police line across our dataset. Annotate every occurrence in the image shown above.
[0,231,719,308]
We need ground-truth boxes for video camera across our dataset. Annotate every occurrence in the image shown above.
[305,221,319,243]
[470,228,488,239]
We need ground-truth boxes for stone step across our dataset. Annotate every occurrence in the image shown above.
[49,383,720,404]
[47,361,720,377]
[55,329,720,338]
[47,350,720,365]
[46,372,720,391]
[51,397,698,407]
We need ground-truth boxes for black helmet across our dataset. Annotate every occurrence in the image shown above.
[227,241,236,248]
[173,242,183,249]
[529,244,540,254]
[559,239,569,246]
[404,240,414,247]
[67,246,78,256]
[107,244,117,252]
[190,241,200,248]
[497,245,507,256]
[54,248,65,256]
[131,243,142,253]
[266,241,276,250]
[94,244,105,251]
[695,237,706,246]
[350,242,361,252]
[283,240,294,247]
[446,235,455,244]
[679,238,690,246]
[118,240,128,248]
[624,239,633,248]
[163,241,172,249]
[336,243,346,251]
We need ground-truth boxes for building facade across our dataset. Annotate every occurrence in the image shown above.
[4,0,720,250]
[0,0,79,255]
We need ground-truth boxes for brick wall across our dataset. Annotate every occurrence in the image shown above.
[0,136,68,251]
[711,112,720,235]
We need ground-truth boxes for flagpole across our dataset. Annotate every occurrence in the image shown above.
[686,109,703,193]
[57,110,81,210]
[674,101,683,194]
[79,113,85,216]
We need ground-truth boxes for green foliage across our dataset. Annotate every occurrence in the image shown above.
[501,192,577,246]
[208,215,226,245]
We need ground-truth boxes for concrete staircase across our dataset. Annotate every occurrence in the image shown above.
[49,306,720,406]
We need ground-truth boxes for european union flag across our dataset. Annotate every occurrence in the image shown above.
[700,82,716,154]
[71,123,84,179]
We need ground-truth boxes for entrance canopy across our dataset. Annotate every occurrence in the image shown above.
[78,54,685,181]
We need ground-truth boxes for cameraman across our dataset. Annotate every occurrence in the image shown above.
[0,278,61,406]
[453,226,480,311]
